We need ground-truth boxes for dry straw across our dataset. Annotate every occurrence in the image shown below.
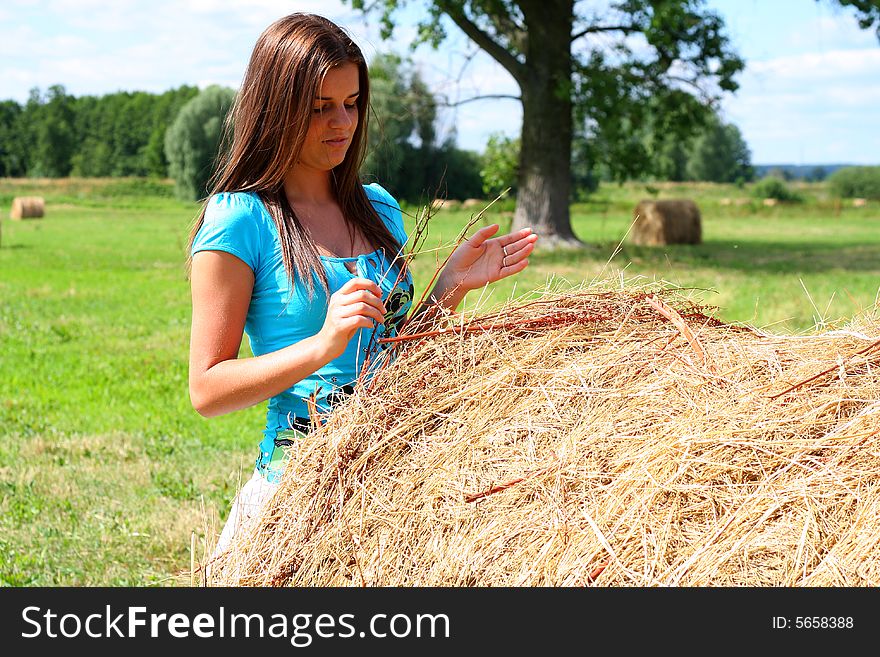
[632,199,701,245]
[10,196,45,219]
[207,274,880,587]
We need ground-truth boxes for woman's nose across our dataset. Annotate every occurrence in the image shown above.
[328,106,353,128]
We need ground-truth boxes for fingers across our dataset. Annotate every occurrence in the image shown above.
[331,278,386,325]
[319,278,388,358]
[468,223,500,248]
[338,299,386,325]
[502,231,539,257]
[500,227,536,248]
[500,229,538,271]
[339,277,383,298]
[501,240,535,271]
[334,292,385,323]
[502,257,530,277]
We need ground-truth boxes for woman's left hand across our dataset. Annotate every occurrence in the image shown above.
[440,224,538,294]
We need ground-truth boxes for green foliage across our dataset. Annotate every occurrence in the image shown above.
[423,143,484,201]
[765,166,794,182]
[31,85,76,177]
[569,3,744,185]
[363,53,482,202]
[480,132,519,198]
[364,54,417,193]
[752,176,803,202]
[0,100,26,176]
[827,166,880,200]
[348,0,880,235]
[806,165,829,182]
[164,85,236,201]
[685,115,753,183]
[829,0,880,36]
[2,178,880,583]
[626,105,754,184]
[571,130,600,200]
[0,85,199,179]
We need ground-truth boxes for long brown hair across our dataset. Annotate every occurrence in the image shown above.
[187,13,404,296]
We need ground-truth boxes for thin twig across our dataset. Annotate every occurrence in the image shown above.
[769,338,880,399]
[465,465,555,503]
[586,561,609,583]
[646,294,718,374]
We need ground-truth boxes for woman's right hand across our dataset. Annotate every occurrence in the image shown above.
[317,277,386,360]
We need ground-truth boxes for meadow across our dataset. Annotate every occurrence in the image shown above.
[1,177,878,585]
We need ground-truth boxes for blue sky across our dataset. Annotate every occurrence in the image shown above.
[1,0,877,164]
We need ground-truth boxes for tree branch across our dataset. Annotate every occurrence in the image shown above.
[436,1,526,83]
[572,23,640,41]
[437,93,522,107]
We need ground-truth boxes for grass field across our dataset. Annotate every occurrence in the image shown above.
[1,177,878,585]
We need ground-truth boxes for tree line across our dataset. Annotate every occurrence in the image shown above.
[0,84,199,178]
[0,65,752,205]
[3,64,755,210]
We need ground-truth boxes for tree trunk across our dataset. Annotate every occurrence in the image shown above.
[512,2,582,248]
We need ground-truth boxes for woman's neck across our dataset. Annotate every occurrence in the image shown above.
[284,166,334,205]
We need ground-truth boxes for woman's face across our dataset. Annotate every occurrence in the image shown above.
[298,62,360,173]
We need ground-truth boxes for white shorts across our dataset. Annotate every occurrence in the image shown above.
[210,469,279,562]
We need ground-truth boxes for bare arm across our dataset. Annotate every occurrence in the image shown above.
[188,251,385,418]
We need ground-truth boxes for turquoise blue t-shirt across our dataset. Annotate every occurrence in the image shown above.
[191,183,414,477]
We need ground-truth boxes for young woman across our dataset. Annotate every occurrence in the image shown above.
[188,13,538,557]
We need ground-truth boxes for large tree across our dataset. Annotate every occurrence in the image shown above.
[353,0,745,246]
[352,0,880,247]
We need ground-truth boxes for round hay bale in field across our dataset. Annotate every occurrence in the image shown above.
[208,282,880,587]
[631,199,701,246]
[10,196,45,220]
[430,198,461,212]
[461,198,483,209]
[762,198,779,207]
[853,198,868,208]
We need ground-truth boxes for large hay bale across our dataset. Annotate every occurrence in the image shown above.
[631,199,701,246]
[209,283,880,587]
[10,196,45,219]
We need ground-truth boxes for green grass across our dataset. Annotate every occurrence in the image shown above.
[1,177,878,585]
[405,181,880,332]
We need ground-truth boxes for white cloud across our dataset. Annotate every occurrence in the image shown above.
[786,13,879,51]
[717,42,880,164]
[2,0,876,160]
[749,48,880,83]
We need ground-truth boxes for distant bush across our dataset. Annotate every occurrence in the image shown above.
[752,177,802,203]
[481,132,519,199]
[165,85,236,201]
[103,178,174,198]
[827,166,880,200]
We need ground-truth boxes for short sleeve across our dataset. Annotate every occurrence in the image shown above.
[364,183,408,247]
[191,192,264,272]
